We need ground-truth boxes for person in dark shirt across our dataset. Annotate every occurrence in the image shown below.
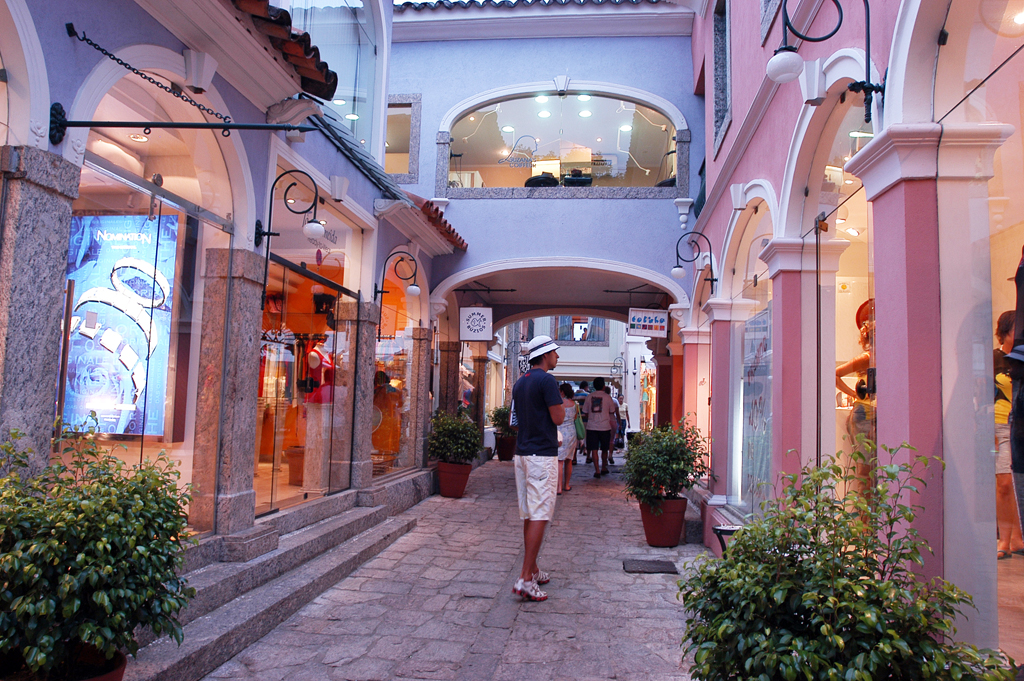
[510,335,564,601]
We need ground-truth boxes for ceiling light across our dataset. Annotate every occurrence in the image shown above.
[332,99,346,106]
[844,178,854,185]
[385,141,390,147]
[500,149,508,156]
[535,96,549,103]
[578,110,592,118]
[1014,10,1024,24]
[286,198,295,204]
[345,113,359,120]
[836,205,849,224]
[501,125,515,133]
[469,116,475,121]
[577,94,591,102]
[303,219,325,239]
[619,124,632,132]
[766,47,803,84]
[128,133,149,143]
[845,227,860,237]
[538,111,551,118]
[596,137,602,142]
[360,139,366,144]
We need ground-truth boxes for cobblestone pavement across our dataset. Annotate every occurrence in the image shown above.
[203,457,705,681]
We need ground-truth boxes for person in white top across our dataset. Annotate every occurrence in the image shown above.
[582,376,619,478]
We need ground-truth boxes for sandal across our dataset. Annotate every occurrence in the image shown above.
[533,570,550,585]
[998,550,1013,560]
[513,578,548,601]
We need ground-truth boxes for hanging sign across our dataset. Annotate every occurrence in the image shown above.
[459,307,493,341]
[627,308,669,338]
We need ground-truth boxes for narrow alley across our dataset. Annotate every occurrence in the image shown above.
[201,460,702,681]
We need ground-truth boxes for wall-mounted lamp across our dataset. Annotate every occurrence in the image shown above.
[255,168,323,309]
[672,231,717,295]
[611,356,625,376]
[766,0,884,123]
[374,250,421,341]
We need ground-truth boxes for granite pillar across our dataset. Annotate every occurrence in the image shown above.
[0,146,80,473]
[343,301,379,490]
[437,340,461,415]
[193,248,265,536]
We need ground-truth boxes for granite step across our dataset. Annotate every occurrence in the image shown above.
[125,515,416,681]
[165,505,389,636]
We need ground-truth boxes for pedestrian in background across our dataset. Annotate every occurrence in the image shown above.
[510,335,564,602]
[557,383,578,493]
[583,376,619,477]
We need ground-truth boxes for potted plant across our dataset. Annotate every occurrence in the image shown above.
[488,405,516,461]
[428,411,482,498]
[679,443,1015,681]
[622,420,709,547]
[0,422,195,681]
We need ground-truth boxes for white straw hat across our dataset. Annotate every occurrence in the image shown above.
[526,335,559,361]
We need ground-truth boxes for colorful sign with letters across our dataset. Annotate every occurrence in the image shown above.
[627,308,668,338]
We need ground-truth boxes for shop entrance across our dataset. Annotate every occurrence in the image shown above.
[255,255,361,516]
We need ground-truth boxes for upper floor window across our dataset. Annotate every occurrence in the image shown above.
[552,316,608,344]
[449,94,676,189]
[385,95,421,183]
[275,0,380,151]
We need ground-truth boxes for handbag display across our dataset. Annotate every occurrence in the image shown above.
[574,404,585,440]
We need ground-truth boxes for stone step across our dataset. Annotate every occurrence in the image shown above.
[125,515,416,681]
[169,506,388,634]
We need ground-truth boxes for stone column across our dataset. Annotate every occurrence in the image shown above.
[702,298,755,504]
[437,340,461,415]
[0,146,80,472]
[345,301,379,490]
[407,326,432,468]
[847,122,1012,647]
[192,248,264,536]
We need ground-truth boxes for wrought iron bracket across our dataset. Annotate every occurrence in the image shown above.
[676,231,717,296]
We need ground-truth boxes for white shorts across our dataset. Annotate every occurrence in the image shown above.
[514,455,558,521]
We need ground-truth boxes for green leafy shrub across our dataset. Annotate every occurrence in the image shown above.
[679,443,1014,681]
[427,411,482,465]
[488,405,516,438]
[0,422,195,679]
[622,418,710,514]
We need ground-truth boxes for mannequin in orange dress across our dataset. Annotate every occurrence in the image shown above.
[372,370,402,456]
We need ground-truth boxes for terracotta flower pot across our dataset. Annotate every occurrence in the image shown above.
[73,645,128,681]
[495,434,516,461]
[639,497,688,547]
[437,461,472,498]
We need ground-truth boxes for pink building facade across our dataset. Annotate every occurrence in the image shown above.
[682,0,1024,650]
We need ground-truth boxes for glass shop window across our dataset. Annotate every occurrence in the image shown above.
[450,94,676,188]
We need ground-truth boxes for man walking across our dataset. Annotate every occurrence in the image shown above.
[583,377,619,477]
[511,335,565,601]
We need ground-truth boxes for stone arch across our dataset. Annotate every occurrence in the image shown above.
[716,179,778,301]
[367,0,389,162]
[778,48,882,238]
[0,0,49,148]
[60,44,254,237]
[883,0,945,127]
[494,308,629,331]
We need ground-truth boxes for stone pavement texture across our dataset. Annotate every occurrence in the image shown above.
[201,458,704,681]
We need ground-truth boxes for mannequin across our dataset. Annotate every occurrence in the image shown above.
[836,319,876,493]
[304,333,335,494]
[306,335,334,404]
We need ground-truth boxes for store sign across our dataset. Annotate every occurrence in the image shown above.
[627,308,669,338]
[63,215,178,436]
[459,307,493,341]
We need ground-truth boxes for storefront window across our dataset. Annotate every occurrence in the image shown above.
[933,0,1024,658]
[276,0,380,151]
[374,263,417,477]
[450,94,676,188]
[385,103,412,175]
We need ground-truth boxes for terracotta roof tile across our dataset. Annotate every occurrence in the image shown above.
[408,194,468,252]
[231,0,338,100]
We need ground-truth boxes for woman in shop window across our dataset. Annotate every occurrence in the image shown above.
[836,319,876,491]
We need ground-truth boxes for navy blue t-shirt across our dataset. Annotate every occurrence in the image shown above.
[512,368,562,457]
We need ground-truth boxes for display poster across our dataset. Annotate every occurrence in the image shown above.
[627,308,668,338]
[459,307,493,341]
[63,215,179,436]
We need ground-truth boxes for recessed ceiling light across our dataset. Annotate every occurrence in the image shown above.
[501,125,515,133]
[845,227,860,237]
[286,198,295,204]
[538,111,551,118]
[360,139,366,144]
[535,96,549,103]
[849,130,873,138]
[844,179,854,185]
[128,133,149,143]
[345,113,359,120]
[619,124,632,132]
[577,94,591,102]
[596,137,602,142]
[333,99,346,106]
[469,116,475,121]
[836,216,846,224]
[500,149,508,156]
[578,110,592,118]
[1014,10,1024,24]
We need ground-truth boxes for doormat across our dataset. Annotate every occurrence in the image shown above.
[622,558,678,574]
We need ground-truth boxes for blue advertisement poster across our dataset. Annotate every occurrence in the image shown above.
[63,215,178,436]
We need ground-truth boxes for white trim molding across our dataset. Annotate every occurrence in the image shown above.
[438,79,689,133]
[374,199,455,257]
[431,256,691,307]
[678,326,711,345]
[0,0,49,149]
[702,297,756,324]
[759,236,849,278]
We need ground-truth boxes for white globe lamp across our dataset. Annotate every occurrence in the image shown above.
[670,265,686,279]
[303,219,325,239]
[406,283,421,297]
[766,47,803,84]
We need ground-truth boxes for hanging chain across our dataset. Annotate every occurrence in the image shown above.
[66,23,231,124]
